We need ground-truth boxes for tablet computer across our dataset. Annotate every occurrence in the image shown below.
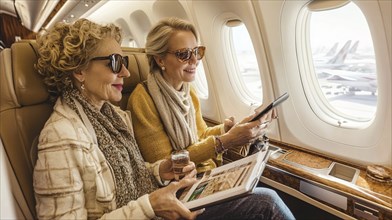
[249,92,289,122]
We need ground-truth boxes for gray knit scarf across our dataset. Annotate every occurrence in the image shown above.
[147,71,198,151]
[62,88,159,208]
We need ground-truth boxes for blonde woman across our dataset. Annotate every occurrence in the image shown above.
[128,17,294,220]
[128,17,278,174]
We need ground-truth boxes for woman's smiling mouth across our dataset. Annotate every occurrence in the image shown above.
[112,84,123,91]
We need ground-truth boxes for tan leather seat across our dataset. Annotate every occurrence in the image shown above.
[119,47,150,110]
[0,41,51,218]
[0,41,150,218]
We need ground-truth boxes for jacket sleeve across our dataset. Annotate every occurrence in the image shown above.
[100,195,155,219]
[33,111,156,220]
[34,144,156,219]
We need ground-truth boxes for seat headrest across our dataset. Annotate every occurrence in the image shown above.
[122,47,149,92]
[0,41,49,112]
[119,47,150,110]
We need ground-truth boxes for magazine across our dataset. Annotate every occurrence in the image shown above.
[178,147,270,210]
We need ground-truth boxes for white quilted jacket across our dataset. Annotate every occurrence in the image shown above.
[33,98,164,219]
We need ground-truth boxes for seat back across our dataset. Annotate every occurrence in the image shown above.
[0,41,51,218]
[0,41,150,218]
[119,47,150,110]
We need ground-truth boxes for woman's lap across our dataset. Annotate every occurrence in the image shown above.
[197,187,295,220]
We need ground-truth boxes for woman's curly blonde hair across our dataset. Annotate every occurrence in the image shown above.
[36,18,122,102]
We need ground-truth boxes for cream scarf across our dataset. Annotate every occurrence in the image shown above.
[147,71,198,150]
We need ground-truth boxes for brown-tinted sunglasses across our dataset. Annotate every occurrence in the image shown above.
[167,46,206,62]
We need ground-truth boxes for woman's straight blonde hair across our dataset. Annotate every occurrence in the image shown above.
[145,17,199,73]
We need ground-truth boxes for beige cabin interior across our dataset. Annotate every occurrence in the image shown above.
[1,41,391,220]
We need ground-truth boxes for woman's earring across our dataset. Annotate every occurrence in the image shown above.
[81,82,85,90]
[161,66,166,71]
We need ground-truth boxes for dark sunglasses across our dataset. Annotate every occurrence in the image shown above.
[167,46,206,62]
[91,53,129,73]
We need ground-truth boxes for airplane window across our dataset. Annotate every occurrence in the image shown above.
[123,39,138,47]
[128,39,138,47]
[309,2,377,122]
[193,62,209,99]
[228,23,263,103]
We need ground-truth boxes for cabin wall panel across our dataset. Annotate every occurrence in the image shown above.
[263,0,391,166]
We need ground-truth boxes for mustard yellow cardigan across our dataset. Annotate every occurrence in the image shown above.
[128,84,224,173]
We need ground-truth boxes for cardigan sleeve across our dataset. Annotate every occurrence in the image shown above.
[128,84,224,166]
[128,84,174,163]
[190,87,224,139]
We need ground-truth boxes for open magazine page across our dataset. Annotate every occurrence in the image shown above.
[179,148,270,210]
[179,161,254,201]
